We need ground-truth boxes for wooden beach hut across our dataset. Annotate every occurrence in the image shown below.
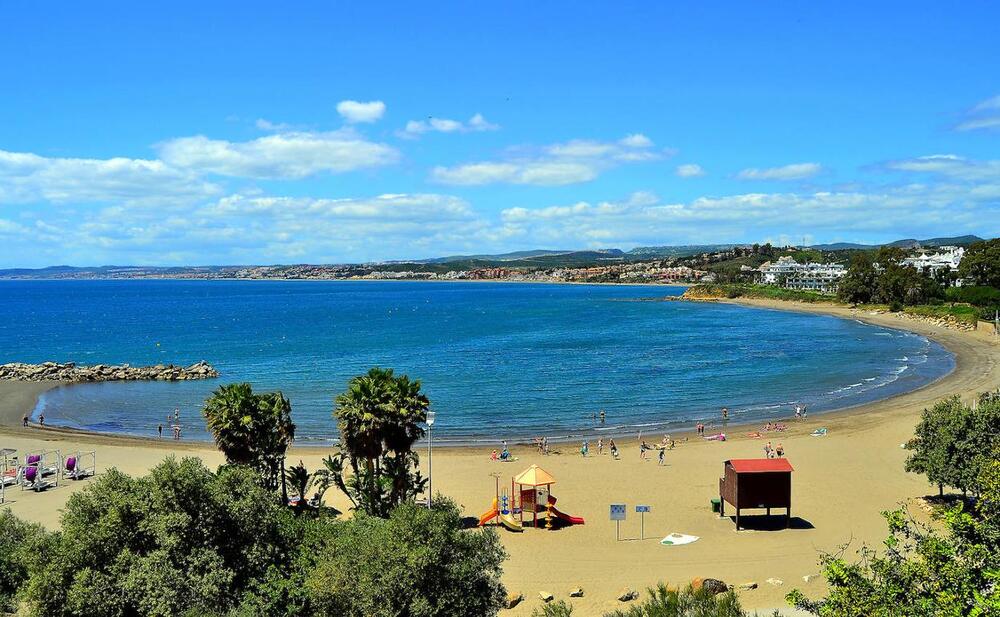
[512,464,556,528]
[718,458,793,530]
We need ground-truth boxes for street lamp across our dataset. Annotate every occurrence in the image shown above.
[426,411,436,508]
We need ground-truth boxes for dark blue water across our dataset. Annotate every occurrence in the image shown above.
[0,280,952,444]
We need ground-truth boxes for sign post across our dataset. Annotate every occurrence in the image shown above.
[635,505,651,540]
[610,504,626,540]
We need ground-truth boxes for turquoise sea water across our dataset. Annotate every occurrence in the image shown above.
[1,280,953,444]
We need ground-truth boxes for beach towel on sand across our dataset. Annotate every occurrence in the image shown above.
[811,428,828,437]
[660,533,699,546]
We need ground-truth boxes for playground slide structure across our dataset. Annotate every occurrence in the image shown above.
[547,496,585,525]
[497,511,524,532]
[479,498,499,526]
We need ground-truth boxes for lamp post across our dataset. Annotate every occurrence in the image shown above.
[426,411,436,508]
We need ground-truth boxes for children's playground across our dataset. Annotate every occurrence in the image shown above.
[479,464,585,532]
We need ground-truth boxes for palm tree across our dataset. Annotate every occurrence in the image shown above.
[203,383,296,499]
[334,367,429,516]
[203,383,259,466]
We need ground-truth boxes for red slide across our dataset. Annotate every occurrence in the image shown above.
[547,496,585,525]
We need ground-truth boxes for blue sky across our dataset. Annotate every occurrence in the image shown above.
[0,2,998,267]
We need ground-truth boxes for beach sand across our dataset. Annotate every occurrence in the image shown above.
[1,300,997,616]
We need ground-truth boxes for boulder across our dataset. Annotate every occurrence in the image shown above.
[701,579,729,595]
[505,592,523,609]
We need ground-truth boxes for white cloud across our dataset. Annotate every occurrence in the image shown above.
[0,149,221,206]
[255,118,291,131]
[737,162,822,181]
[336,100,386,123]
[497,181,995,249]
[431,134,665,186]
[885,154,1000,181]
[676,163,706,178]
[956,116,1000,132]
[156,129,399,179]
[398,113,500,139]
[954,95,1000,132]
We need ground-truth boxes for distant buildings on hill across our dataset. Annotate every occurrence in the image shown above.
[902,246,965,280]
[753,257,847,293]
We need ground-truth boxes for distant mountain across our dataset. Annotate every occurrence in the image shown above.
[405,249,577,264]
[809,235,983,251]
[627,244,744,258]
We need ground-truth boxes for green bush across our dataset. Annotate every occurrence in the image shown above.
[0,510,50,613]
[306,498,507,617]
[20,457,318,617]
[603,584,749,617]
[534,600,574,616]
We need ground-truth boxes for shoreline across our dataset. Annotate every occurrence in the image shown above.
[1,296,992,453]
[2,298,997,615]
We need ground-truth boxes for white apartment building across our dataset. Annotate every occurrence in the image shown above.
[757,256,846,293]
[902,246,965,281]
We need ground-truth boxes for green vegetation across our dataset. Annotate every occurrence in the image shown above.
[686,283,834,303]
[2,457,507,617]
[0,511,48,613]
[203,383,296,500]
[905,393,1000,497]
[604,585,750,617]
[307,498,507,617]
[958,238,1000,288]
[837,247,942,307]
[531,585,757,617]
[325,367,430,517]
[788,391,1000,615]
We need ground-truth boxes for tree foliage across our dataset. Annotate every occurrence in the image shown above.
[329,367,429,517]
[19,457,318,617]
[603,584,750,617]
[0,510,50,613]
[959,238,1000,288]
[837,248,942,307]
[791,392,1000,616]
[905,394,1000,497]
[203,383,296,497]
[306,499,507,617]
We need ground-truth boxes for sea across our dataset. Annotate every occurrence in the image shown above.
[0,280,953,444]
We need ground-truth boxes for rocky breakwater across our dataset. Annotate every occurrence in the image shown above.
[0,361,219,382]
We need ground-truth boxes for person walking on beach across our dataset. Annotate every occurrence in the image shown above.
[38,413,44,428]
[658,447,665,466]
[794,404,802,419]
[542,436,548,455]
[173,424,181,440]
[597,438,604,455]
[764,441,773,458]
[581,441,589,457]
[721,407,729,424]
[640,440,649,460]
[22,413,29,427]
[157,424,163,439]
[609,438,619,460]
[776,443,785,457]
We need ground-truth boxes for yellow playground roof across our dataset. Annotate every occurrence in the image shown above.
[513,464,556,486]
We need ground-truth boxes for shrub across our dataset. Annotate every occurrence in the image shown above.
[603,584,749,617]
[534,600,574,616]
[19,457,319,617]
[0,510,51,613]
[307,498,507,617]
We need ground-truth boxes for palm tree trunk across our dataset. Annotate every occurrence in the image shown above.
[280,457,288,505]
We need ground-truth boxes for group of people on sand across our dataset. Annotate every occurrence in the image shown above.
[580,438,620,460]
[764,441,785,458]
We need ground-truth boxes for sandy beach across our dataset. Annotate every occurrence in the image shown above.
[1,300,997,616]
